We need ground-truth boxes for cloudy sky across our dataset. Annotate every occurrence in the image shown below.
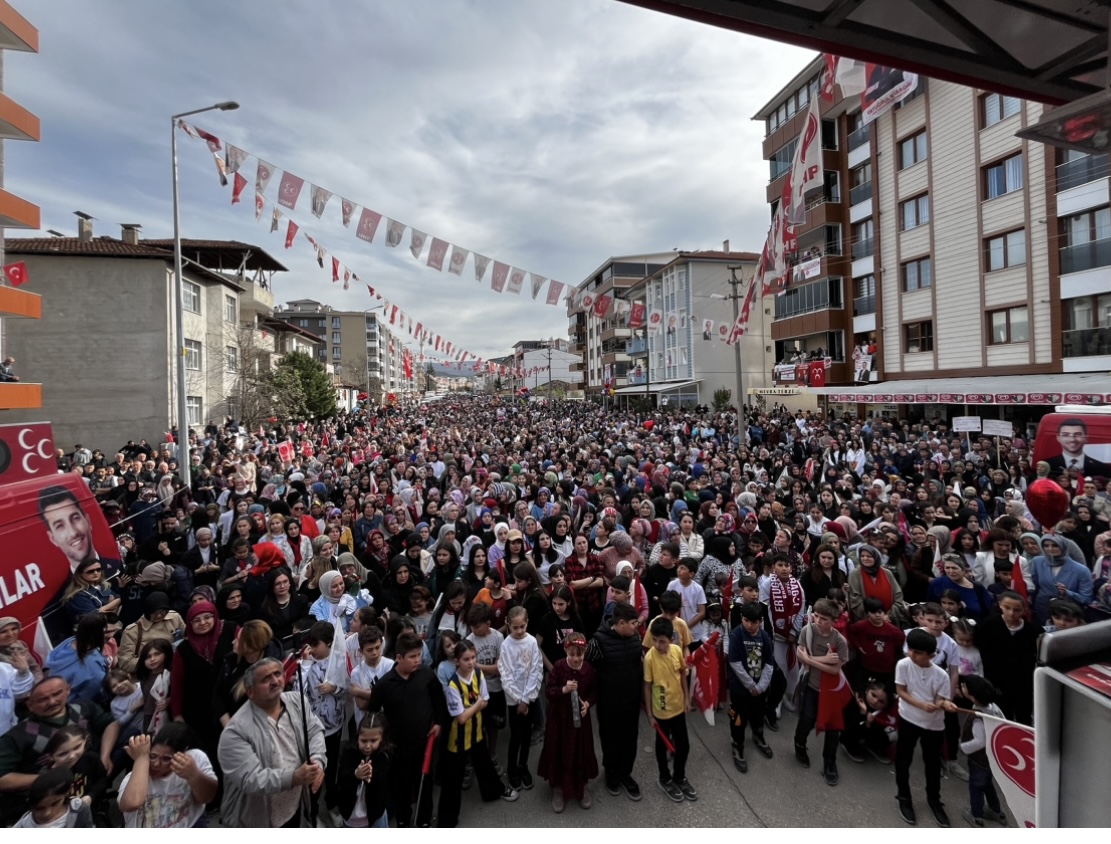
[8,0,814,359]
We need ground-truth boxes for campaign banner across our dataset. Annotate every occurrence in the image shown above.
[793,256,822,282]
[981,713,1035,828]
[0,423,56,485]
[773,364,797,382]
[862,66,919,124]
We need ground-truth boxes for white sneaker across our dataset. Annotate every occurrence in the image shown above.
[947,761,969,782]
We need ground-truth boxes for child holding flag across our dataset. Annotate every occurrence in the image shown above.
[793,599,849,786]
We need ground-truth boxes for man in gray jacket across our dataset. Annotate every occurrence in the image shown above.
[218,657,327,827]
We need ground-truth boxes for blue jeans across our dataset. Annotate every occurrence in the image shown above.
[968,761,1001,817]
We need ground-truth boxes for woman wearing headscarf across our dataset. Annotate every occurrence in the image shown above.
[847,544,905,622]
[596,530,645,582]
[310,570,359,634]
[171,600,236,761]
[695,534,737,600]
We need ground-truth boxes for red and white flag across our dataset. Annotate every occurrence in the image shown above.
[285,220,298,249]
[816,669,854,732]
[473,254,491,282]
[196,128,221,153]
[506,267,526,295]
[343,269,350,290]
[231,172,248,205]
[593,293,612,318]
[545,280,564,306]
[647,308,663,334]
[628,302,646,329]
[385,218,405,247]
[491,261,509,293]
[982,713,1035,827]
[332,257,340,282]
[409,229,427,260]
[341,198,356,228]
[225,144,248,174]
[785,97,823,226]
[426,238,449,271]
[277,440,294,464]
[310,184,332,218]
[270,207,282,233]
[356,208,383,244]
[447,246,469,276]
[212,152,228,187]
[821,54,838,102]
[255,192,265,221]
[176,119,200,139]
[277,171,305,210]
[3,261,28,287]
[529,273,546,300]
[687,632,720,726]
[256,160,275,195]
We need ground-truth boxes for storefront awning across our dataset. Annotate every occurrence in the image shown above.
[613,379,701,395]
[810,372,1111,405]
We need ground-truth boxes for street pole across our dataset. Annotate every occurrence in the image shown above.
[547,344,552,402]
[644,328,651,413]
[171,100,238,488]
[727,266,747,419]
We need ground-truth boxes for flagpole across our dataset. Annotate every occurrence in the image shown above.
[170,100,238,488]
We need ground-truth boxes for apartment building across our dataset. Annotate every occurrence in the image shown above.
[569,253,673,395]
[618,251,774,408]
[752,57,1111,418]
[275,299,414,397]
[4,222,288,447]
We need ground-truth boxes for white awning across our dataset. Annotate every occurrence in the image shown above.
[810,372,1111,405]
[613,379,701,395]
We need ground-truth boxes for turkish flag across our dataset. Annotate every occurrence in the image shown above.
[816,669,853,733]
[277,441,294,463]
[686,631,720,726]
[284,220,298,249]
[231,172,248,205]
[3,262,27,286]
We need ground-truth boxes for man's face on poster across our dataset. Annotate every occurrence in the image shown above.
[1058,424,1087,458]
[43,500,93,566]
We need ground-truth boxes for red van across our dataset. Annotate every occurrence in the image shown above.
[1032,406,1111,478]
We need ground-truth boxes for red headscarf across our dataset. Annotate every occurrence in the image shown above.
[185,601,224,663]
[251,542,287,577]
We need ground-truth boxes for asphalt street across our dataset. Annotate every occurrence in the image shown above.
[457,707,975,828]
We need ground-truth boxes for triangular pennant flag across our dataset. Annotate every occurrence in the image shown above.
[285,219,298,249]
[231,172,248,205]
[3,261,27,287]
[491,261,509,293]
[212,152,228,187]
[385,219,405,247]
[315,244,326,268]
[195,128,221,153]
[409,229,427,260]
[332,257,340,282]
[310,184,332,218]
[277,171,305,210]
[256,160,274,195]
[270,206,282,233]
[225,145,248,174]
[447,245,469,276]
[341,198,356,228]
[176,119,200,139]
[343,268,351,286]
[426,238,449,271]
[545,280,565,306]
[255,192,265,221]
[473,254,491,282]
[506,267,525,295]
[356,208,383,244]
[367,284,375,298]
[529,273,547,300]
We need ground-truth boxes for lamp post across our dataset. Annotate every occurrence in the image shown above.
[171,100,238,487]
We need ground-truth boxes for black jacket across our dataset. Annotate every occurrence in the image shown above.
[335,745,391,822]
[586,620,644,710]
[367,666,447,751]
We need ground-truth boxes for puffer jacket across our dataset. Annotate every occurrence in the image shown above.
[117,611,184,673]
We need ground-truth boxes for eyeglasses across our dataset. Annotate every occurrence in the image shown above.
[84,567,102,575]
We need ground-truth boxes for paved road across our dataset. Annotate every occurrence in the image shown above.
[457,708,975,828]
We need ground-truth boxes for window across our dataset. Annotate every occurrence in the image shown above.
[224,294,237,323]
[853,275,876,315]
[900,194,930,230]
[850,163,872,205]
[184,339,202,370]
[851,219,874,259]
[988,306,1029,344]
[902,257,932,292]
[984,229,1026,271]
[182,281,201,314]
[821,119,838,150]
[904,321,934,353]
[298,318,309,328]
[331,331,342,344]
[332,346,342,359]
[1060,207,1111,273]
[226,345,238,372]
[769,138,799,181]
[186,397,202,427]
[847,111,871,151]
[331,316,341,328]
[984,153,1024,199]
[982,93,1022,128]
[773,278,842,320]
[899,131,928,169]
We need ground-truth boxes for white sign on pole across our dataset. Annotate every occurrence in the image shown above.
[982,419,1013,437]
[952,416,982,432]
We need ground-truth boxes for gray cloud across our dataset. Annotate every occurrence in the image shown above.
[6,0,813,358]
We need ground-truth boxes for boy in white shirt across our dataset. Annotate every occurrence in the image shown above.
[908,602,964,780]
[349,627,394,729]
[895,628,958,828]
[666,558,707,647]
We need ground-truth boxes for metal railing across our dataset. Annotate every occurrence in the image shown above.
[851,238,875,260]
[853,295,876,316]
[849,182,873,206]
[1056,154,1110,192]
[1059,237,1111,275]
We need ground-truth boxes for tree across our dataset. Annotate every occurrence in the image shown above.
[366,375,383,406]
[277,350,337,419]
[423,363,436,393]
[712,387,732,413]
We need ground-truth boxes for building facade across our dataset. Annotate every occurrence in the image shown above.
[752,58,1109,418]
[4,223,287,448]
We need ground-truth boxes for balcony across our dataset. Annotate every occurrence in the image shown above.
[626,370,647,386]
[569,360,585,372]
[851,238,875,260]
[849,182,872,206]
[600,325,631,343]
[1060,237,1111,275]
[853,295,876,316]
[239,281,274,318]
[774,278,842,320]
[1063,327,1111,358]
[0,382,41,410]
[847,123,871,152]
[1057,154,1110,193]
[625,335,647,355]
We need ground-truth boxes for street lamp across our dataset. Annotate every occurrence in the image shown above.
[171,100,238,487]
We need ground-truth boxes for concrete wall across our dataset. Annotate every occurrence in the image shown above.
[3,255,172,451]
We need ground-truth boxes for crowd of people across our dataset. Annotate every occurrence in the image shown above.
[0,395,1107,829]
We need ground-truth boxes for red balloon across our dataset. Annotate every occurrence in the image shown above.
[643,420,655,430]
[1026,478,1070,528]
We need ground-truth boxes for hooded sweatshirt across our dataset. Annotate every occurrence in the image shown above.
[46,638,108,703]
